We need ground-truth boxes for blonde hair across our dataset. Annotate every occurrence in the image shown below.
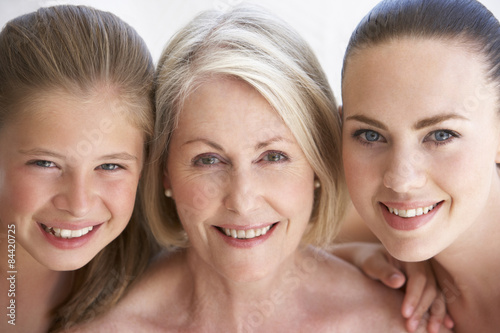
[0,5,155,331]
[143,5,347,249]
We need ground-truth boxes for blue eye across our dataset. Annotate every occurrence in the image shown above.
[34,160,56,168]
[263,151,287,162]
[433,130,451,141]
[99,163,121,171]
[352,129,384,145]
[364,130,380,142]
[194,155,221,166]
[424,130,460,146]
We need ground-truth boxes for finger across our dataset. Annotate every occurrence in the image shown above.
[426,296,447,333]
[362,256,406,289]
[408,281,437,322]
[401,267,428,318]
[444,314,455,329]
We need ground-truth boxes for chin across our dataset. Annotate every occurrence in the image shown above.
[381,239,437,263]
[41,253,95,272]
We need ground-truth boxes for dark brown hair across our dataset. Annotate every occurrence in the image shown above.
[342,0,500,88]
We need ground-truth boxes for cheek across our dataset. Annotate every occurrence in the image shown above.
[433,147,494,205]
[171,173,226,226]
[268,169,315,221]
[0,171,48,221]
[100,178,140,223]
[343,150,376,201]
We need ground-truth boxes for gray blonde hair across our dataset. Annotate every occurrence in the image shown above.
[143,5,346,249]
[0,5,155,331]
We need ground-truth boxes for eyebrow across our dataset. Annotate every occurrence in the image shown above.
[344,115,388,130]
[19,148,65,159]
[255,136,293,150]
[183,138,225,152]
[413,114,468,130]
[98,153,138,161]
[183,136,293,152]
[19,149,138,161]
[345,113,468,130]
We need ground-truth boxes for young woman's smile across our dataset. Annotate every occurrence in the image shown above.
[342,38,500,261]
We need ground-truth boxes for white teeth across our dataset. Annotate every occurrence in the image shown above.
[406,209,416,217]
[60,229,72,238]
[387,204,437,218]
[43,225,94,239]
[222,225,273,239]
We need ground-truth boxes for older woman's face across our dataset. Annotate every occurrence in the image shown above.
[342,38,500,261]
[165,77,316,281]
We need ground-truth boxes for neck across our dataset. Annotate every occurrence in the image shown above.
[1,239,73,332]
[183,247,311,330]
[431,176,500,332]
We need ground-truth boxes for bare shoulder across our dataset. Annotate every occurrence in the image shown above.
[298,246,410,332]
[67,249,189,332]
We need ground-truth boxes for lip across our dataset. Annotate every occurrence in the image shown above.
[37,221,103,250]
[214,222,279,249]
[379,201,442,231]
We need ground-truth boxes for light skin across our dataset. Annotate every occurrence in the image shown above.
[73,77,435,332]
[164,77,315,284]
[342,37,500,332]
[0,88,144,332]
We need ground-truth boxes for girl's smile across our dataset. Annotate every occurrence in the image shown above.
[0,89,144,270]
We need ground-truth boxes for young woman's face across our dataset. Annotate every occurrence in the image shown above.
[0,89,144,270]
[165,77,316,281]
[342,38,500,261]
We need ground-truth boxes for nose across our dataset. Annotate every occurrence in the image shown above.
[52,171,94,217]
[383,149,426,193]
[223,168,260,215]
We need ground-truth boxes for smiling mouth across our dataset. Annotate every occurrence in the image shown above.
[215,223,278,239]
[384,202,442,218]
[41,224,94,239]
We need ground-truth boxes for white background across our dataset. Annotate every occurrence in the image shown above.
[1,0,499,101]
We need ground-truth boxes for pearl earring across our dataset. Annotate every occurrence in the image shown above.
[314,180,321,189]
[164,189,173,198]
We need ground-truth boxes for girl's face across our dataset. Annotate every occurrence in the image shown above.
[342,38,500,261]
[0,89,144,271]
[165,77,316,282]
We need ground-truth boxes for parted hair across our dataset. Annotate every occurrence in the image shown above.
[0,5,155,331]
[143,5,347,249]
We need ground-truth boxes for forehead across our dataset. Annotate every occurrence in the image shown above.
[342,37,497,118]
[176,77,292,141]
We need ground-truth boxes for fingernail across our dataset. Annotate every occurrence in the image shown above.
[389,273,401,282]
[430,321,441,333]
[403,305,414,318]
[408,318,419,332]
